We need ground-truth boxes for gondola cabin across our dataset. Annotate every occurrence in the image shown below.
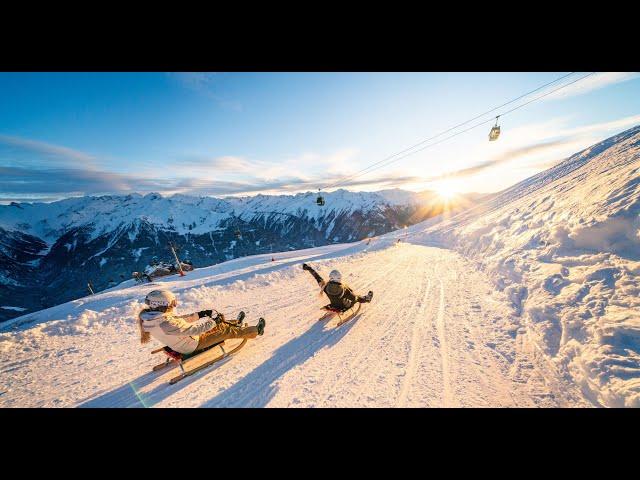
[489,116,501,142]
[489,125,501,141]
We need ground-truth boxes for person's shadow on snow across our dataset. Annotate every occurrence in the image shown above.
[200,314,360,408]
[78,313,359,408]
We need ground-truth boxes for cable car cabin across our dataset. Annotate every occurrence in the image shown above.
[489,125,501,141]
[489,116,501,142]
[316,195,325,206]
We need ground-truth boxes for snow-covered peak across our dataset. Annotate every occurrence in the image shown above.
[231,188,418,221]
[0,189,429,241]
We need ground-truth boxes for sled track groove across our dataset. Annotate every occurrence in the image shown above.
[349,260,432,406]
[208,247,403,407]
[321,248,430,406]
[396,274,433,407]
[319,251,413,405]
[316,251,416,403]
[435,278,454,407]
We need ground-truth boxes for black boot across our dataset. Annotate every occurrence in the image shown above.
[363,291,373,303]
[257,317,266,336]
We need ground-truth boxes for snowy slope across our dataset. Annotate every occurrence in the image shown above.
[0,235,587,408]
[407,125,640,407]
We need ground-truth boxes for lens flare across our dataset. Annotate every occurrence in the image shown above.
[433,181,459,200]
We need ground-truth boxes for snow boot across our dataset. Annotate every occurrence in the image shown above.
[362,291,373,303]
[225,311,246,326]
[257,317,266,336]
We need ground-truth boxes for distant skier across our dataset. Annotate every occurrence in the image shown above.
[137,289,265,354]
[302,263,373,312]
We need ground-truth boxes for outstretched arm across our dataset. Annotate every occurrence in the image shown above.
[302,263,325,287]
[174,310,220,324]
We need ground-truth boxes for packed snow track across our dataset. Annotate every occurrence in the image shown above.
[0,238,591,407]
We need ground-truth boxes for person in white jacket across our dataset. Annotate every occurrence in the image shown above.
[138,289,265,355]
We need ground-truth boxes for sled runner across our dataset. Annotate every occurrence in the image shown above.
[150,311,250,384]
[321,302,361,326]
[152,338,248,384]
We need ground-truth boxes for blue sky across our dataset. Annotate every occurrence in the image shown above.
[1,72,639,203]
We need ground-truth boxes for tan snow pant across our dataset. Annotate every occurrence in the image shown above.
[195,322,258,352]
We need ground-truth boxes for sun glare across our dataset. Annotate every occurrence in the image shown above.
[434,182,459,200]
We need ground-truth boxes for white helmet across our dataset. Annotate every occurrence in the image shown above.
[145,289,176,310]
[329,269,342,282]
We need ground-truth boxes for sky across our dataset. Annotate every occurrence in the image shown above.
[1,72,639,203]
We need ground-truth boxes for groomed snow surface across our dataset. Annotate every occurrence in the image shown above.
[1,125,639,408]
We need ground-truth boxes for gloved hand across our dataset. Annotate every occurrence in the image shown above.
[197,309,213,319]
[302,263,311,271]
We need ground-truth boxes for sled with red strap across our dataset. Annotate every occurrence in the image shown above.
[320,302,362,327]
[150,311,249,385]
[151,338,248,385]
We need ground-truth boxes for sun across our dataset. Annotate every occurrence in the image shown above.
[433,181,459,200]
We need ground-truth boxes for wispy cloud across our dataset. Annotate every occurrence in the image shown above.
[0,133,384,201]
[168,72,242,111]
[162,171,421,196]
[4,110,639,203]
[544,72,639,101]
[0,162,420,201]
[0,166,169,195]
[170,148,363,190]
[0,195,66,204]
[434,138,579,180]
[178,155,255,173]
[560,113,640,136]
[0,134,97,167]
[427,114,640,183]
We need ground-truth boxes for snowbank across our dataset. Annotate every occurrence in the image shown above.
[411,125,640,407]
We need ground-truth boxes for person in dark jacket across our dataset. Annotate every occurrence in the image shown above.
[302,263,373,312]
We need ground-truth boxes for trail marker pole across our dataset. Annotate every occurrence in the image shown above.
[169,242,185,277]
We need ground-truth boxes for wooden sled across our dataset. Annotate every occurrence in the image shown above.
[151,338,248,385]
[321,302,362,327]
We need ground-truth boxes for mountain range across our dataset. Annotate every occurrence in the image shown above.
[0,188,483,320]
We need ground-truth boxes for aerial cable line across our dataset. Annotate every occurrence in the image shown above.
[328,72,596,186]
[323,72,596,191]
[323,71,585,190]
[322,72,594,191]
[322,72,577,191]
